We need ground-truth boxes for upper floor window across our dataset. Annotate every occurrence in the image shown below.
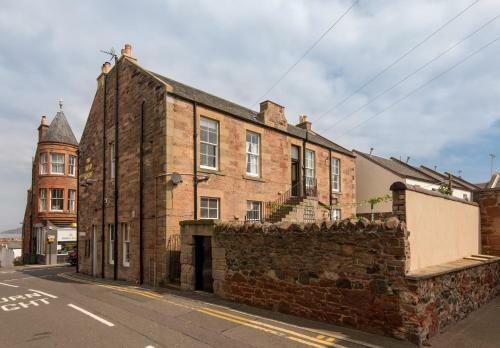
[331,157,340,192]
[39,188,47,211]
[51,153,65,174]
[39,153,48,174]
[68,155,77,176]
[305,150,315,180]
[50,188,64,211]
[68,189,76,212]
[246,201,261,222]
[200,197,219,219]
[200,117,218,170]
[110,142,116,179]
[246,131,260,176]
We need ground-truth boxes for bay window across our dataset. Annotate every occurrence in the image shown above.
[50,188,64,211]
[51,153,65,174]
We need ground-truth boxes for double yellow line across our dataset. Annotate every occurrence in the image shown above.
[58,273,345,348]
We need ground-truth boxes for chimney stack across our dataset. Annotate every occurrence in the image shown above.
[38,116,49,141]
[97,61,112,88]
[120,43,136,61]
[102,62,111,74]
[258,100,288,131]
[296,115,312,131]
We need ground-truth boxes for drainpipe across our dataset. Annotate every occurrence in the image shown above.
[76,149,80,273]
[101,73,107,279]
[302,133,307,198]
[29,159,34,257]
[139,101,145,284]
[193,101,198,220]
[113,57,119,281]
[329,149,333,205]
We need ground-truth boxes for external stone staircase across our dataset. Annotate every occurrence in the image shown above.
[264,196,330,223]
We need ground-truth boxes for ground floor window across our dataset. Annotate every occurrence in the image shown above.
[200,197,219,219]
[57,241,76,255]
[109,224,115,264]
[331,209,341,221]
[122,223,130,267]
[35,228,45,255]
[57,229,77,255]
[246,201,261,222]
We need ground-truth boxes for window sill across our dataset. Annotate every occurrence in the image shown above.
[243,175,266,183]
[199,168,225,176]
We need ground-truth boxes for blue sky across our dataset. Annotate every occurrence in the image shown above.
[0,0,499,230]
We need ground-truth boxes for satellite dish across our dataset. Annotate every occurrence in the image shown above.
[171,172,183,185]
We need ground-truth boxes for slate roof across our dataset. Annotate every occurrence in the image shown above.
[354,150,435,182]
[41,111,78,146]
[354,150,478,191]
[150,71,353,156]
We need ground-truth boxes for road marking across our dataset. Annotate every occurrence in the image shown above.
[0,282,19,288]
[28,289,58,298]
[67,304,115,327]
[57,273,358,347]
[200,307,343,347]
[289,336,327,348]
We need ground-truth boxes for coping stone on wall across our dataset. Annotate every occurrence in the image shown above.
[390,181,478,207]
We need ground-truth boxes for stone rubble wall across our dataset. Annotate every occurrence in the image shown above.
[181,219,500,344]
[212,218,412,339]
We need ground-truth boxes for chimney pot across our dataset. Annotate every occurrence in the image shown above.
[102,62,111,74]
[120,43,136,60]
[38,115,49,141]
[296,114,312,131]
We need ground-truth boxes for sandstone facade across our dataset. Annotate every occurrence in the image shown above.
[77,45,356,285]
[22,110,78,263]
[477,188,500,256]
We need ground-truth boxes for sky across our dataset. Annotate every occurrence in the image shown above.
[1,0,499,230]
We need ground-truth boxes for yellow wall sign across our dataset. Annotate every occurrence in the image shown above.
[47,235,56,244]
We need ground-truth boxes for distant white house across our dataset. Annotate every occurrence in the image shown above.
[354,150,479,216]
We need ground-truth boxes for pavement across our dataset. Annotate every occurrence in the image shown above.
[0,265,497,348]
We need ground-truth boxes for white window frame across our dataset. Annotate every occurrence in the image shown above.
[246,131,260,177]
[51,153,65,175]
[68,155,77,176]
[122,223,130,267]
[109,224,115,265]
[50,188,64,211]
[246,201,261,222]
[39,188,47,211]
[200,197,219,220]
[305,150,315,181]
[200,117,218,170]
[331,157,340,193]
[68,189,76,212]
[110,143,116,179]
[39,153,48,174]
[331,208,341,221]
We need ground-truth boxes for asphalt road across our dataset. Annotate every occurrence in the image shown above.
[0,265,496,348]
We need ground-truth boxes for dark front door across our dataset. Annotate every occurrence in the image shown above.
[195,236,213,293]
[291,145,300,196]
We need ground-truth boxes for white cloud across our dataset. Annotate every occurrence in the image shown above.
[0,0,499,228]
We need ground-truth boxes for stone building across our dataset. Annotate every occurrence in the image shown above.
[354,150,478,218]
[22,103,79,264]
[77,44,356,285]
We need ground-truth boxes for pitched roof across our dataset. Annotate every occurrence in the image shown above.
[485,173,500,189]
[419,166,479,191]
[150,71,352,156]
[41,111,78,146]
[354,150,435,182]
